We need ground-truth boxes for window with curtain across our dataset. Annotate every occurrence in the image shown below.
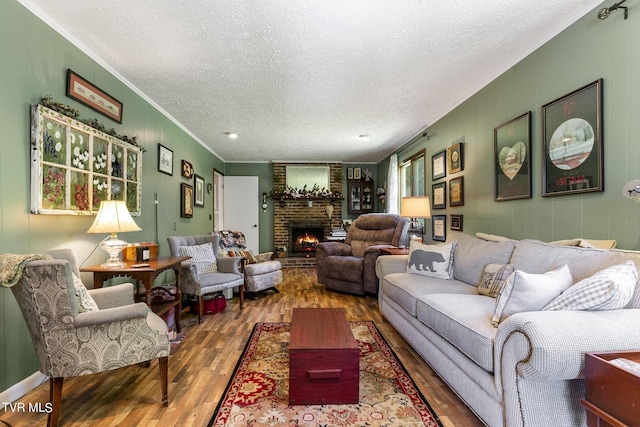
[399,150,425,198]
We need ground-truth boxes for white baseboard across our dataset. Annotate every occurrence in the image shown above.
[0,372,48,404]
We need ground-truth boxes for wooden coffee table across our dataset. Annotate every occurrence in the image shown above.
[289,308,360,405]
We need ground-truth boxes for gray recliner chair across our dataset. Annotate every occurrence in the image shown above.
[167,234,244,323]
[316,213,409,296]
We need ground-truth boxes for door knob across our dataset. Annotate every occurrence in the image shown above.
[253,224,258,228]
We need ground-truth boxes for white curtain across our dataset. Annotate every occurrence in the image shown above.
[386,154,398,214]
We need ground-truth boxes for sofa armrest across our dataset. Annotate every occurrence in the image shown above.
[495,309,640,391]
[73,302,150,328]
[88,282,136,309]
[375,254,409,279]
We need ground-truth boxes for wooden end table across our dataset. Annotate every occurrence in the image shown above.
[379,247,409,256]
[81,255,189,333]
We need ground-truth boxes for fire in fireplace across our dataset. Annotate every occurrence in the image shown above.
[291,227,324,254]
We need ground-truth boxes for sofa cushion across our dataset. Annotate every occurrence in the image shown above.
[405,240,456,279]
[451,232,517,286]
[477,263,514,298]
[416,294,497,372]
[492,265,573,326]
[381,272,476,316]
[324,256,363,283]
[544,261,637,311]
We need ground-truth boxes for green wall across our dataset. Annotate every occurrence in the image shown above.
[0,0,224,393]
[380,5,640,249]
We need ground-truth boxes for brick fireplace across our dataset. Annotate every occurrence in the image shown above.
[273,162,343,267]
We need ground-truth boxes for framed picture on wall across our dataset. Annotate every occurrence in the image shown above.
[447,143,464,174]
[450,214,463,231]
[542,79,603,196]
[432,215,446,242]
[181,160,194,179]
[449,177,464,207]
[432,150,446,180]
[432,182,446,209]
[494,111,532,201]
[194,174,205,207]
[181,183,193,218]
[66,69,123,123]
[158,144,173,175]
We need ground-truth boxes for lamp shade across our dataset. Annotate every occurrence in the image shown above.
[400,196,431,219]
[87,200,141,234]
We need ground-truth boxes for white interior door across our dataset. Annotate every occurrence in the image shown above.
[213,170,224,231]
[223,176,259,253]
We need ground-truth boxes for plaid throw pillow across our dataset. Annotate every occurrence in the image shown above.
[543,261,638,311]
[178,243,218,274]
[477,263,514,298]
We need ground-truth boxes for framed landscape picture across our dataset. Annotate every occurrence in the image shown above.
[494,111,532,201]
[542,79,603,196]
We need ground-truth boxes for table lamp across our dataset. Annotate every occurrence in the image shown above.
[401,196,431,242]
[87,200,141,268]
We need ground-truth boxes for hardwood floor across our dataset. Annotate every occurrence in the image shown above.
[0,268,483,427]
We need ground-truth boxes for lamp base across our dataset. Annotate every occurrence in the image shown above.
[99,234,128,269]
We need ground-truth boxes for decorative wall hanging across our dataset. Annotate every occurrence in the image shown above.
[66,70,123,123]
[449,177,464,207]
[432,182,446,210]
[432,215,446,242]
[542,79,603,196]
[182,160,194,179]
[158,144,173,175]
[494,112,532,201]
[450,214,463,231]
[447,143,464,174]
[431,150,446,180]
[31,104,141,215]
[181,183,193,218]
[194,174,205,207]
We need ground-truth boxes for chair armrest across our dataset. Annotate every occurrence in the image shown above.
[316,242,351,257]
[256,252,273,262]
[88,282,136,309]
[73,302,150,328]
[217,256,242,274]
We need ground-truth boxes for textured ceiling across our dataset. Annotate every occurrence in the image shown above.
[20,0,604,162]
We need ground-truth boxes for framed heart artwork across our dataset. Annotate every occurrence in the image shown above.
[494,111,532,201]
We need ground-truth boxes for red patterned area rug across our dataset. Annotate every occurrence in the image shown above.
[208,321,442,427]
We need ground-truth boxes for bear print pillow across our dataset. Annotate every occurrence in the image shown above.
[405,240,457,280]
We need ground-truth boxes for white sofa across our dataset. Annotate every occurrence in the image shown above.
[376,231,640,427]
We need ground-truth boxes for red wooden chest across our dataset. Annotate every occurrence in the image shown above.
[289,308,360,405]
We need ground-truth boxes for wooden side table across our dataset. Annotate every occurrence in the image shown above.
[379,247,409,256]
[81,255,189,333]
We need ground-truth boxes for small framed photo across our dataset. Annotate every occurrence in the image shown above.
[450,214,463,231]
[449,176,464,207]
[354,167,362,180]
[432,150,446,180]
[347,167,354,180]
[194,174,205,207]
[432,215,446,242]
[432,182,446,210]
[158,144,173,175]
[181,160,194,179]
[181,183,193,218]
[447,143,464,174]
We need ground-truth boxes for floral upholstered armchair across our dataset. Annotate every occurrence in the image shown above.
[217,230,283,297]
[7,249,170,427]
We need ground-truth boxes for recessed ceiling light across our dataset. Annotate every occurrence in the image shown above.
[359,134,371,141]
[225,132,238,139]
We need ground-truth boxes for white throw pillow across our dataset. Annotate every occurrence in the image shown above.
[477,263,514,298]
[405,240,457,280]
[492,265,573,327]
[178,243,218,274]
[543,261,638,311]
[72,273,99,313]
